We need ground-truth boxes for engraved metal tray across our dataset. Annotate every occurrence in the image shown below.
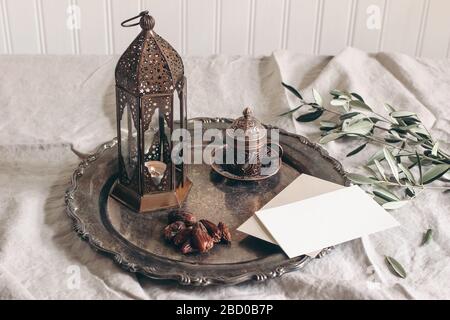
[65,118,349,286]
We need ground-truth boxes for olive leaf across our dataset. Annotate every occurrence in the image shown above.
[331,99,348,106]
[351,92,364,102]
[374,159,387,181]
[367,149,385,165]
[312,88,323,106]
[391,126,407,134]
[390,130,402,139]
[320,127,337,132]
[320,121,338,128]
[296,109,324,122]
[416,151,423,185]
[279,104,305,116]
[282,82,303,100]
[319,132,344,144]
[349,100,372,112]
[344,120,374,135]
[342,101,351,112]
[406,187,415,197]
[384,103,396,113]
[320,121,338,131]
[373,195,388,205]
[431,141,439,157]
[344,114,367,126]
[365,165,380,180]
[390,111,416,118]
[330,89,350,98]
[398,163,416,184]
[383,147,400,183]
[346,173,376,185]
[346,143,367,157]
[373,186,400,202]
[403,117,420,125]
[421,229,433,246]
[409,126,430,137]
[422,164,450,184]
[340,112,360,120]
[385,136,403,143]
[385,256,407,279]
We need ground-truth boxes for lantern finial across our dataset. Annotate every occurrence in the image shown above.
[140,14,155,30]
[120,10,153,29]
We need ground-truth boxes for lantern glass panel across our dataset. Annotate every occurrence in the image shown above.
[173,90,183,187]
[119,101,138,184]
[173,90,180,122]
[143,105,172,192]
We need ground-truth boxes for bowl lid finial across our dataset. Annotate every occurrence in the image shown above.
[228,107,266,142]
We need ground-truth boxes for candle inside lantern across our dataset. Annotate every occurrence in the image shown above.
[144,161,167,185]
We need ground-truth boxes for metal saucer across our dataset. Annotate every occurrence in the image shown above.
[210,144,282,181]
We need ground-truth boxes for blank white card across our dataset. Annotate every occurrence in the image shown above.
[237,174,346,256]
[256,186,399,258]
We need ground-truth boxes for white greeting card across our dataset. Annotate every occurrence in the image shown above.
[237,174,345,256]
[256,185,399,258]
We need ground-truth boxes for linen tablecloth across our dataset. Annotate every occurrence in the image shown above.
[0,48,449,299]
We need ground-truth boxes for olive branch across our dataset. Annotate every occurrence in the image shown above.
[281,82,450,211]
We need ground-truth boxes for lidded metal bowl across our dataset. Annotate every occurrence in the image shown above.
[226,107,267,150]
[218,107,282,178]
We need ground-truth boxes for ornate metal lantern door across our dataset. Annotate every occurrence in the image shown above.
[111,11,192,213]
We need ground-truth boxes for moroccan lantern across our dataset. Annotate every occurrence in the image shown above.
[111,11,192,213]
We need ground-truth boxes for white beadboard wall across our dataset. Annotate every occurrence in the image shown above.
[0,0,449,58]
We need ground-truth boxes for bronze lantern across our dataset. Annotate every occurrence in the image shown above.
[111,11,192,213]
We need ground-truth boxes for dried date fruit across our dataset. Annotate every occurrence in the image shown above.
[162,213,232,255]
[180,241,196,254]
[173,227,193,246]
[163,221,186,241]
[200,219,222,243]
[168,210,196,226]
[191,223,214,253]
[218,222,232,244]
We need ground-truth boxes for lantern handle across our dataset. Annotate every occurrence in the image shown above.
[121,11,149,27]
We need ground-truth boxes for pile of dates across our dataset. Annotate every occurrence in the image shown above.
[163,211,232,254]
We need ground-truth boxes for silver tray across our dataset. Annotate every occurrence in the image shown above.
[65,118,349,286]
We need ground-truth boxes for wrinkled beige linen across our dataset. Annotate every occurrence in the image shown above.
[0,48,449,299]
